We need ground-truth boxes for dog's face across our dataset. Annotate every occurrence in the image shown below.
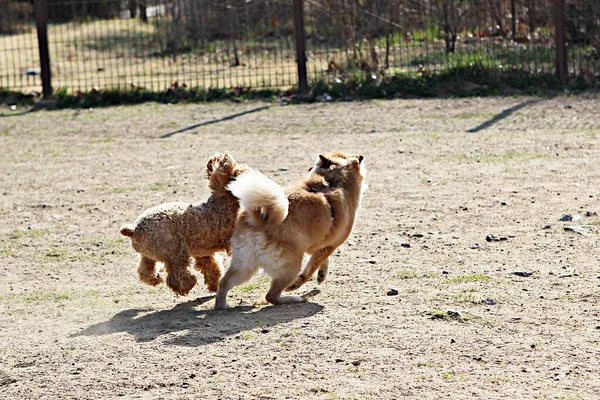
[309,152,365,189]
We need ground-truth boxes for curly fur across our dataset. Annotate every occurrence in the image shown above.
[120,152,250,296]
[214,152,366,309]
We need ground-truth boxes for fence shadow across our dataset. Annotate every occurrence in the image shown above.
[465,97,552,133]
[160,105,270,138]
[71,292,323,346]
[0,110,34,118]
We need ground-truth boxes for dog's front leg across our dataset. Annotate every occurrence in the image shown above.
[286,247,334,291]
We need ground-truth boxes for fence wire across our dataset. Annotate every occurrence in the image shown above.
[0,0,599,93]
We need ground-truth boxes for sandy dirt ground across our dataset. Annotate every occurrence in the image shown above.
[1,96,599,399]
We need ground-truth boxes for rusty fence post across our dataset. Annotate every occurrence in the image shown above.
[293,0,308,94]
[553,0,567,84]
[34,0,52,97]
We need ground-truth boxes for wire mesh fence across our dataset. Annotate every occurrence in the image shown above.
[0,0,599,94]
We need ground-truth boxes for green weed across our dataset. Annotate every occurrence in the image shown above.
[9,228,50,240]
[237,276,270,293]
[448,274,490,284]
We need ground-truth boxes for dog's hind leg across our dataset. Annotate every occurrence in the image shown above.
[194,255,222,293]
[265,257,306,305]
[317,258,330,284]
[165,251,197,296]
[214,257,258,309]
[137,256,163,286]
[286,247,334,291]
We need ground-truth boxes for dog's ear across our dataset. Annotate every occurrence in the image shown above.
[318,154,332,169]
[349,155,364,168]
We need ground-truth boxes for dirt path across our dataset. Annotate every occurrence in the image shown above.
[1,96,599,399]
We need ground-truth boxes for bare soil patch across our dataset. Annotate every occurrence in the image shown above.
[1,96,599,399]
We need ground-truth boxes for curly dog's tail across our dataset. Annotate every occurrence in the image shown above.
[120,224,136,237]
[228,170,288,229]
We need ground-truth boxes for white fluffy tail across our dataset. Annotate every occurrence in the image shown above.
[228,170,289,227]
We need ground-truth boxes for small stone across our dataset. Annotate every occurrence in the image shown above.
[585,211,598,217]
[397,149,406,154]
[479,298,497,305]
[512,271,533,277]
[541,225,552,230]
[316,93,333,102]
[0,373,16,387]
[335,359,344,363]
[400,243,411,248]
[559,214,573,221]
[351,361,361,367]
[450,338,456,344]
[189,374,196,379]
[387,288,399,296]
[261,328,270,334]
[469,243,480,249]
[368,260,377,264]
[210,370,217,375]
[278,167,289,171]
[181,382,189,388]
[410,233,424,238]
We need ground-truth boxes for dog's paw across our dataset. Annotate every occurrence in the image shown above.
[140,274,163,287]
[317,269,328,284]
[272,295,305,305]
[214,302,231,310]
[285,275,305,292]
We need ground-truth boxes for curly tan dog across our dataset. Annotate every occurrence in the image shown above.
[214,152,366,309]
[120,153,250,296]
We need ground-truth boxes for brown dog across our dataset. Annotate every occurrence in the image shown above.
[214,152,366,309]
[120,152,250,296]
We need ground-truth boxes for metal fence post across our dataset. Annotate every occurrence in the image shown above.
[293,0,308,94]
[34,0,52,97]
[553,0,567,84]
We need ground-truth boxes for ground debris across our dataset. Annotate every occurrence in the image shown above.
[479,298,497,305]
[564,225,596,235]
[486,234,508,242]
[512,271,533,277]
[559,214,573,221]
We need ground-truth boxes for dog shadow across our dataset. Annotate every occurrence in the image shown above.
[71,291,323,346]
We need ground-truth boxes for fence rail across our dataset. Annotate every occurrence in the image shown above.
[1,0,599,95]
